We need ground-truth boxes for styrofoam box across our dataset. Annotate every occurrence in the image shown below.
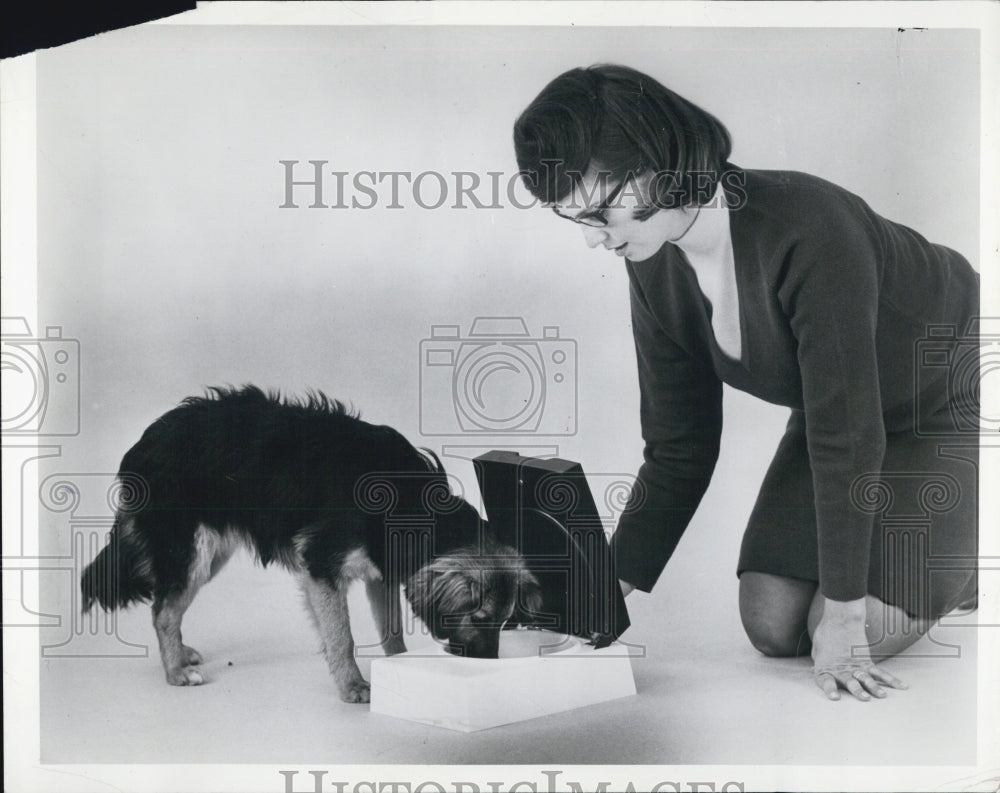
[370,630,636,732]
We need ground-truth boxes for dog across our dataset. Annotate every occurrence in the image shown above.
[81,386,541,702]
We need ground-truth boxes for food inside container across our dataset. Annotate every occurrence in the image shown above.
[497,629,580,658]
[429,628,582,659]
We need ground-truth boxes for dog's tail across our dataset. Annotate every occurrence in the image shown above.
[81,516,154,612]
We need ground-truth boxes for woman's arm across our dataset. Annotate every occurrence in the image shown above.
[612,268,724,592]
[780,210,887,603]
[780,204,906,699]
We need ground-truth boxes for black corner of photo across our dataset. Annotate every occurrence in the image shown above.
[2,1,196,59]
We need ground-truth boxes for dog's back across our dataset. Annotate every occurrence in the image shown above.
[81,386,474,609]
[121,385,407,521]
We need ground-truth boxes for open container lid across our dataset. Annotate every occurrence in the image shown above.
[473,450,630,646]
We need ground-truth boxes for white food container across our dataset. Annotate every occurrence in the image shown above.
[370,629,636,732]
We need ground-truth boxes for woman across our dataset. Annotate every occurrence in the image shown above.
[513,65,979,702]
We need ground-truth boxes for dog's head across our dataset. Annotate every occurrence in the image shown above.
[404,543,542,658]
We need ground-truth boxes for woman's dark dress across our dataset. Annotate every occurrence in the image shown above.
[612,167,979,618]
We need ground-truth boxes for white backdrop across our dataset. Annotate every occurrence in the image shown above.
[34,25,979,487]
[13,18,990,778]
[29,20,982,648]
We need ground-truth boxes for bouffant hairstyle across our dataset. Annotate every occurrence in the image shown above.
[513,64,732,214]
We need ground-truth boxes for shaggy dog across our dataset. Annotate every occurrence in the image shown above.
[81,386,540,702]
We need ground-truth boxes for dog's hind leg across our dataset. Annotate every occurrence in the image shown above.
[365,577,406,656]
[297,574,369,703]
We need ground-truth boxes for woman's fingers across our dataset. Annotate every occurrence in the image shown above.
[868,665,908,690]
[815,672,841,701]
[842,674,871,701]
[852,669,886,698]
[816,663,906,701]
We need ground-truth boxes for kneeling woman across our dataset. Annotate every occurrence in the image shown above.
[513,65,979,701]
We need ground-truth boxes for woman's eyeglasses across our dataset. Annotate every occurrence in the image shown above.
[550,179,627,228]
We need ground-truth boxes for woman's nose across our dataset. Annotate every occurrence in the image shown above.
[581,226,608,249]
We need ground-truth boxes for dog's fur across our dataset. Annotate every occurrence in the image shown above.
[81,386,540,702]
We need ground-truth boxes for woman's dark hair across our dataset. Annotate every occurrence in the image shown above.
[513,64,732,213]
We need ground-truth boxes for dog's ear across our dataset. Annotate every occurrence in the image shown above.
[518,568,543,615]
[404,558,481,627]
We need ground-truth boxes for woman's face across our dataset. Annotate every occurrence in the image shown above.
[547,165,699,262]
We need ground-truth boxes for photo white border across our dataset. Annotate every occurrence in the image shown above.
[3,2,998,791]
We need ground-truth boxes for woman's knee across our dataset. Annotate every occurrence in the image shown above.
[880,568,976,621]
[739,572,816,657]
[742,613,810,657]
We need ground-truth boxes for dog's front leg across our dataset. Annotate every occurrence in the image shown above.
[153,591,204,686]
[365,577,406,656]
[298,574,370,703]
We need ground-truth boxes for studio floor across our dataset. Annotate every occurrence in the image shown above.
[40,550,980,766]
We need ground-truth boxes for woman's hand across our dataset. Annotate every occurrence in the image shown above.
[812,597,907,701]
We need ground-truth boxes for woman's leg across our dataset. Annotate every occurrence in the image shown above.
[737,411,820,658]
[848,413,979,656]
[739,571,817,657]
[740,570,973,662]
[806,569,976,660]
[738,406,977,663]
[806,592,931,659]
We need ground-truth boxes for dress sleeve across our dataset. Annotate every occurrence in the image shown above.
[612,271,723,592]
[780,213,887,602]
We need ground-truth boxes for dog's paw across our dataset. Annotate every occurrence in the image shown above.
[166,666,205,686]
[339,679,370,704]
[182,645,203,665]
